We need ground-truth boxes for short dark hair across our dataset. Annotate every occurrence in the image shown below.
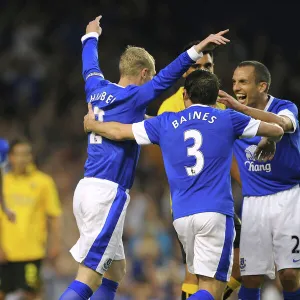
[238,61,271,92]
[9,138,31,154]
[184,69,220,105]
[182,40,213,59]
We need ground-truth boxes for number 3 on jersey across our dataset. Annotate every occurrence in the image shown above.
[90,107,105,144]
[184,129,204,176]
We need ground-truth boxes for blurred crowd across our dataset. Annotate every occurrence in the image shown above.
[0,0,298,299]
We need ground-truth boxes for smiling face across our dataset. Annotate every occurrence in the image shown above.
[232,65,268,107]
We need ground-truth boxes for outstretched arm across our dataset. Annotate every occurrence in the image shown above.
[84,104,161,145]
[84,103,134,141]
[218,90,295,132]
[82,16,104,97]
[87,120,134,141]
[135,30,230,108]
[256,121,284,142]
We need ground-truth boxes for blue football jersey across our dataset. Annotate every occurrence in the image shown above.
[81,33,202,189]
[132,105,260,220]
[0,138,9,167]
[234,96,300,197]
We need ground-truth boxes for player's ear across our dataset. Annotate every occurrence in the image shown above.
[259,82,268,93]
[141,68,148,79]
[183,89,189,100]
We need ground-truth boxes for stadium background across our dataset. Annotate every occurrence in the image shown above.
[0,0,298,299]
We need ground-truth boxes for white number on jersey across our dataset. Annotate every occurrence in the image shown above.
[90,107,105,144]
[184,129,204,176]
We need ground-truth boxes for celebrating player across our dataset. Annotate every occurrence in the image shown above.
[83,69,283,300]
[218,61,300,300]
[59,15,230,300]
[158,42,242,300]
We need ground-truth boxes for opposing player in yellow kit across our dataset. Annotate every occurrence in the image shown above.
[158,41,242,300]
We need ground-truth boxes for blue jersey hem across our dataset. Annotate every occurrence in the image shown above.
[173,208,234,220]
[243,183,300,197]
[83,173,129,191]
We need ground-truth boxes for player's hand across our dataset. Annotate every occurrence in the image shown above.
[217,90,243,110]
[254,137,276,162]
[3,206,16,223]
[86,15,102,36]
[84,103,96,133]
[194,29,230,53]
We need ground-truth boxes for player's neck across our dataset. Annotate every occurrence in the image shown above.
[118,76,140,87]
[249,94,269,110]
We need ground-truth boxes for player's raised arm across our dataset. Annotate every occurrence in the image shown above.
[134,30,230,107]
[81,16,104,96]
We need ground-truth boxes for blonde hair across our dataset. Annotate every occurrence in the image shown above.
[119,46,155,77]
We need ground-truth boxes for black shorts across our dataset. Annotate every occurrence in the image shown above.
[177,214,242,264]
[0,259,42,294]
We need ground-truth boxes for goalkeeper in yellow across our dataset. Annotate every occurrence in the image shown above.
[158,41,242,300]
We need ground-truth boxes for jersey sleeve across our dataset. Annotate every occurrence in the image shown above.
[132,47,203,109]
[276,101,298,133]
[81,33,105,97]
[43,176,62,217]
[132,116,162,145]
[229,110,261,138]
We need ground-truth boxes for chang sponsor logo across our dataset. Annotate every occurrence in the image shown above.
[244,145,271,173]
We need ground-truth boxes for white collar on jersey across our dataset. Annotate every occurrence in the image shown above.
[189,104,209,108]
[110,82,125,88]
[264,95,274,111]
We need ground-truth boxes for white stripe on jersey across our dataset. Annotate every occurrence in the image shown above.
[240,119,261,138]
[81,32,99,42]
[278,109,297,133]
[132,121,152,145]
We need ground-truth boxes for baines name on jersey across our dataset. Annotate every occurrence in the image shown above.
[172,111,217,129]
[90,91,116,104]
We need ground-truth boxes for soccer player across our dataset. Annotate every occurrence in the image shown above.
[158,42,242,300]
[83,69,283,300]
[217,61,300,300]
[59,15,230,300]
[0,138,15,223]
[0,138,62,300]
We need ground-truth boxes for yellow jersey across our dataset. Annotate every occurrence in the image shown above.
[0,165,62,261]
[158,87,225,115]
